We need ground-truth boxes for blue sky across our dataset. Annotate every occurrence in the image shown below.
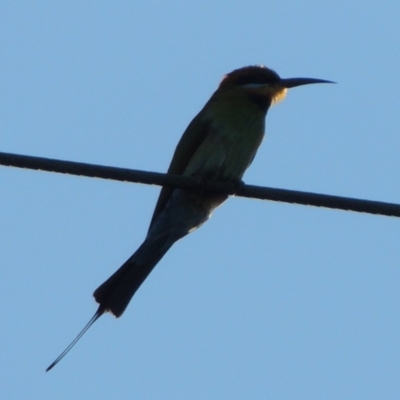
[1,1,400,399]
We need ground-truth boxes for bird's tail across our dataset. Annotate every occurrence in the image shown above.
[46,235,174,371]
[93,235,173,318]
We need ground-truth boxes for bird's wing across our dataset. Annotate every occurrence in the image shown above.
[148,113,211,231]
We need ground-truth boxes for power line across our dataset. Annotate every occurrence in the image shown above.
[1,151,399,218]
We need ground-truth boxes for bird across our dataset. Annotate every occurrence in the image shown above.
[46,65,333,371]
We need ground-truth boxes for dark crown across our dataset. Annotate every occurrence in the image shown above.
[219,66,281,88]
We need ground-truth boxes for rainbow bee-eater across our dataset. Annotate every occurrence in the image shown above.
[47,65,332,370]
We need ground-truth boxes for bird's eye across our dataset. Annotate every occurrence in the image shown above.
[240,83,269,89]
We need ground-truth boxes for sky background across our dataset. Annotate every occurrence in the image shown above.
[1,1,400,399]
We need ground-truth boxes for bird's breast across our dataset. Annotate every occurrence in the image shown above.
[184,114,265,181]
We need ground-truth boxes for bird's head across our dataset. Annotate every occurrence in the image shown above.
[218,65,333,111]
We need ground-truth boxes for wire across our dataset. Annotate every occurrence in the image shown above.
[1,151,399,218]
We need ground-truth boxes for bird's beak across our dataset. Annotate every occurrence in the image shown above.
[281,77,335,88]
